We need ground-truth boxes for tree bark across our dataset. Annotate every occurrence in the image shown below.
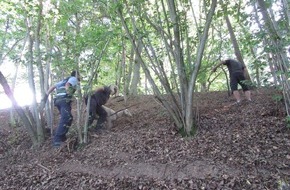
[130,38,142,96]
[224,14,251,82]
[252,2,278,86]
[167,0,188,118]
[0,72,38,145]
[115,1,184,129]
[257,0,290,116]
[35,0,45,142]
[83,39,111,143]
[186,0,217,134]
[25,15,42,146]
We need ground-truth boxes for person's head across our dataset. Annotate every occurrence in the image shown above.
[109,85,118,95]
[71,70,81,81]
[221,58,232,65]
[221,60,226,64]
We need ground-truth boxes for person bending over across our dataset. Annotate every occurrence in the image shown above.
[212,58,251,104]
[84,85,117,132]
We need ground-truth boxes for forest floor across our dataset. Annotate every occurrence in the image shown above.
[0,87,289,190]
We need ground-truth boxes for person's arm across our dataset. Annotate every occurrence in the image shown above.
[65,77,79,95]
[212,60,225,72]
[65,82,72,94]
[40,85,56,110]
[43,85,56,102]
[46,85,56,95]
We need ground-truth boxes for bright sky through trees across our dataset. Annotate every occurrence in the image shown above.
[0,0,288,110]
[0,62,39,109]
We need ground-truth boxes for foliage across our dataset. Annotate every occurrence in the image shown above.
[272,92,283,103]
[178,125,197,137]
[286,116,290,128]
[0,0,289,143]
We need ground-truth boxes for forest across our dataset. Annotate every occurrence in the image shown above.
[0,0,289,189]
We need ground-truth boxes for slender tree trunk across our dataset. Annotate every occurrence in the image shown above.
[186,0,217,134]
[252,2,279,85]
[120,39,127,101]
[116,0,217,135]
[0,72,38,145]
[116,2,183,129]
[282,0,289,32]
[130,38,142,96]
[83,95,91,144]
[125,41,134,98]
[224,15,251,81]
[167,0,188,118]
[35,0,45,142]
[9,63,20,127]
[44,24,53,132]
[25,16,42,146]
[250,47,261,87]
[257,0,290,116]
[83,40,110,143]
[74,13,83,144]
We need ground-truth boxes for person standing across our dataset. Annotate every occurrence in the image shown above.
[43,70,80,148]
[212,59,251,104]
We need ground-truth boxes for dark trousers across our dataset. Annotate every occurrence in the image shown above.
[95,105,108,129]
[230,72,249,91]
[54,98,73,144]
[88,98,108,130]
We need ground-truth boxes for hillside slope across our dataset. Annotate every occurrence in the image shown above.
[0,87,289,189]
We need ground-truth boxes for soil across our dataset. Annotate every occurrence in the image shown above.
[0,87,289,190]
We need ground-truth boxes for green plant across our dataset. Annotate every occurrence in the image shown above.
[178,125,197,137]
[286,116,290,129]
[272,93,283,102]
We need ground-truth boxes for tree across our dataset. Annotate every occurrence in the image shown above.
[0,71,38,145]
[256,0,290,116]
[1,0,289,145]
[114,0,217,135]
[24,0,45,144]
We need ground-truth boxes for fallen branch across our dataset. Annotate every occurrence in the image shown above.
[37,163,51,172]
[108,103,138,117]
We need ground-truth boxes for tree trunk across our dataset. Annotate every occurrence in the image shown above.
[0,72,38,145]
[25,15,42,146]
[257,0,290,116]
[35,0,45,142]
[44,24,53,133]
[282,0,289,32]
[120,39,128,103]
[167,0,188,118]
[252,2,278,86]
[74,16,83,144]
[9,63,19,127]
[82,40,111,143]
[250,47,261,87]
[224,14,251,82]
[116,0,217,135]
[130,38,142,96]
[124,40,133,99]
[115,1,184,130]
[186,0,217,135]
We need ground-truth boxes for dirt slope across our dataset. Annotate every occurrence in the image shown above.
[0,87,289,190]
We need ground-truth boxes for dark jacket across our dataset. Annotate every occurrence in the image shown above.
[85,86,112,107]
[223,59,244,76]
